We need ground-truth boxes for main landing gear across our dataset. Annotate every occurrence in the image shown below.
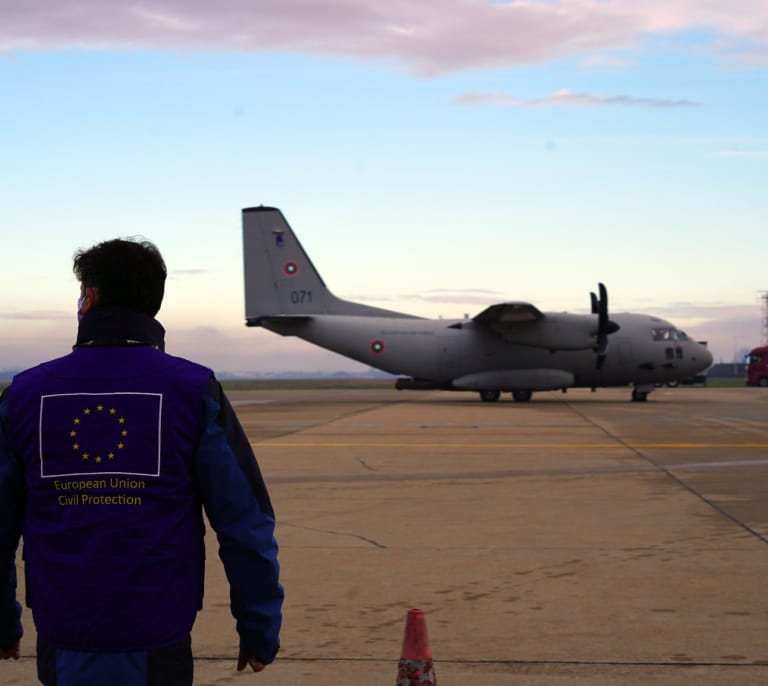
[478,390,533,402]
[479,390,501,402]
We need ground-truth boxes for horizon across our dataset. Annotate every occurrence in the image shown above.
[1,1,766,373]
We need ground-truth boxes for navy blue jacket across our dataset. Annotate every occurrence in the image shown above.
[0,308,282,662]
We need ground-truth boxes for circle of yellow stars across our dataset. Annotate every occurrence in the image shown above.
[70,404,128,464]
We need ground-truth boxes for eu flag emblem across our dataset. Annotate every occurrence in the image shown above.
[39,393,163,478]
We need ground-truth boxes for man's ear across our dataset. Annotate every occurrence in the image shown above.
[80,287,98,314]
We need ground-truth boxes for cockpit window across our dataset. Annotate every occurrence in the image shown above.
[651,327,690,342]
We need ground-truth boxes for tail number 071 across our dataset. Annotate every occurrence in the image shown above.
[290,290,313,305]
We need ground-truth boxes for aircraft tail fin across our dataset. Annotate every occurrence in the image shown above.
[243,206,415,324]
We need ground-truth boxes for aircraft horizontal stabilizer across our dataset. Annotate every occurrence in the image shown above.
[246,314,313,329]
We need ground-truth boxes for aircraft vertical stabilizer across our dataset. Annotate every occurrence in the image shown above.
[243,206,328,321]
[242,206,417,323]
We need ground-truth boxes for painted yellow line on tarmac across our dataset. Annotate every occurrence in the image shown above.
[256,442,768,449]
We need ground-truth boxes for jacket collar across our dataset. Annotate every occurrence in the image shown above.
[75,307,166,351]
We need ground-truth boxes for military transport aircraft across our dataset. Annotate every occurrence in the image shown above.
[242,206,712,402]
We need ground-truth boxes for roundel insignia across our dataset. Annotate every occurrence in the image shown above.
[370,339,385,354]
[283,261,298,276]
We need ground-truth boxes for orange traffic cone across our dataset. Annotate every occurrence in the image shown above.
[396,608,436,686]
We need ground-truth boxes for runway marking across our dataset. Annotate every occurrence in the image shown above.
[198,655,768,668]
[668,459,768,469]
[257,441,768,449]
[231,400,275,406]
[267,462,768,486]
[568,403,768,546]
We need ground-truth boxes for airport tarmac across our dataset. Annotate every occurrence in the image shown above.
[5,385,768,685]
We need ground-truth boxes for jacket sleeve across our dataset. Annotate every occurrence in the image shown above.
[193,377,283,664]
[0,388,24,651]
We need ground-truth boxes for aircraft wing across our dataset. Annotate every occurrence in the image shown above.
[470,302,596,351]
[472,302,545,325]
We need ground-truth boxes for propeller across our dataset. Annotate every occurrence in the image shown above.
[590,282,620,369]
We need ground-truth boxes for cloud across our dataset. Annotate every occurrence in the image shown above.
[406,289,505,305]
[170,268,209,277]
[454,88,701,108]
[344,288,504,307]
[580,54,634,69]
[0,310,71,321]
[1,1,767,74]
[645,302,760,321]
[714,147,768,159]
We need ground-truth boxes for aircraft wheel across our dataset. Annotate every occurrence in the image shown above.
[512,390,533,402]
[666,380,679,388]
[479,390,501,402]
[631,390,648,402]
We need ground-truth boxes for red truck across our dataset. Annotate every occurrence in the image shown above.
[745,345,768,386]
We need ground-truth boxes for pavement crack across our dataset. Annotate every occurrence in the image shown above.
[283,521,387,548]
[566,402,768,546]
[356,457,376,471]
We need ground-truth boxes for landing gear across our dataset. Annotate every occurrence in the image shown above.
[479,390,501,402]
[631,383,655,402]
[477,389,533,402]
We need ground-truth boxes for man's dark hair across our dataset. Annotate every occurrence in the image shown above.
[73,238,167,316]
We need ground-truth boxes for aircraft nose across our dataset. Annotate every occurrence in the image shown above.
[699,345,713,369]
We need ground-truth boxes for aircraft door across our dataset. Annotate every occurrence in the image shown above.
[436,331,460,381]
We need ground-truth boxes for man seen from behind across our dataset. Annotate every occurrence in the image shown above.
[0,237,283,685]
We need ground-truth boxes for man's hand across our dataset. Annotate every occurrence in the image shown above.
[237,649,265,673]
[0,641,20,660]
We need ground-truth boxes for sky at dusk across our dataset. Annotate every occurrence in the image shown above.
[1,1,767,376]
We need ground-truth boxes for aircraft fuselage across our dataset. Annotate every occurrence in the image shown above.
[261,311,709,391]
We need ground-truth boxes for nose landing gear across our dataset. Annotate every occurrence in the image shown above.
[631,383,655,402]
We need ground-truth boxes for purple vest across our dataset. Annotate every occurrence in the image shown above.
[6,345,212,651]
